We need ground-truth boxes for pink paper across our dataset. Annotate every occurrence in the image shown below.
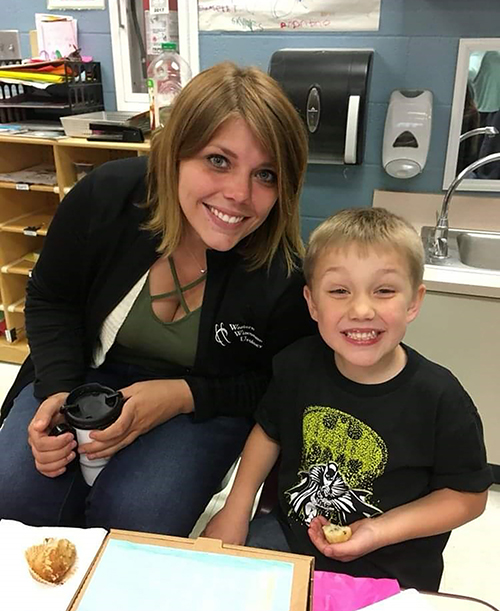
[313,571,400,611]
[36,14,78,61]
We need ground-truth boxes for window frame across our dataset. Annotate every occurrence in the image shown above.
[108,0,200,111]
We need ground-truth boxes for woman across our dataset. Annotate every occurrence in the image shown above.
[0,62,315,535]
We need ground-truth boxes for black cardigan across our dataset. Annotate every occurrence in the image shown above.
[1,157,316,423]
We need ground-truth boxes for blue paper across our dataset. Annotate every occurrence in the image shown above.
[78,539,294,611]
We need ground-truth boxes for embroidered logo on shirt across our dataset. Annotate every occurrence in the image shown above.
[215,322,231,347]
[214,322,263,349]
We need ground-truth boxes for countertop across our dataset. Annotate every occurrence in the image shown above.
[423,263,500,299]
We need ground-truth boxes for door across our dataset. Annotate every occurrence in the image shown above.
[109,0,199,111]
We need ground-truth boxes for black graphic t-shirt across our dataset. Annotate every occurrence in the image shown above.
[256,335,493,591]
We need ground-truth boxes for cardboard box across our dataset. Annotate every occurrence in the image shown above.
[70,529,315,611]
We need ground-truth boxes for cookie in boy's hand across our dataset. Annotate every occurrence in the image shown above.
[322,522,352,544]
[25,537,77,584]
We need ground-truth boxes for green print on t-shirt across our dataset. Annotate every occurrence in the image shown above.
[285,406,387,526]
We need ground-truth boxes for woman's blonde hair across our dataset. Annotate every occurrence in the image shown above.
[304,208,425,292]
[145,61,308,273]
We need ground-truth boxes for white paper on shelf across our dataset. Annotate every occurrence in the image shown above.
[0,163,58,185]
[0,519,107,611]
[0,76,53,90]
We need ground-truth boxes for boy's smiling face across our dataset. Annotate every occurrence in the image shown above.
[304,243,425,384]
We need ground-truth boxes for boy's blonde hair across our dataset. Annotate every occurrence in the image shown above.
[304,208,424,292]
[145,61,308,274]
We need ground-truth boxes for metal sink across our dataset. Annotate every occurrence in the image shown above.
[457,231,500,271]
[421,226,500,273]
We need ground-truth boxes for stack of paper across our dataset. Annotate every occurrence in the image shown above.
[0,69,65,84]
[0,60,71,90]
[0,163,58,185]
[78,539,295,611]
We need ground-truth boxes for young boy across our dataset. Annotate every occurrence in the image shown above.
[204,208,493,591]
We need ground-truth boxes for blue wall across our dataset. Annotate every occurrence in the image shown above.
[4,0,500,235]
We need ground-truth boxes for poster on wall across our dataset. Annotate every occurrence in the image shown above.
[198,0,381,32]
[47,0,105,9]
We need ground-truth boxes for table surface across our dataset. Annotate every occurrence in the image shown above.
[420,591,499,611]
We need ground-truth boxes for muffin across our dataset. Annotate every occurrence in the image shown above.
[25,537,77,584]
[322,523,352,544]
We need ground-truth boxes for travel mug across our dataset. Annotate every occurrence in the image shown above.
[58,383,124,486]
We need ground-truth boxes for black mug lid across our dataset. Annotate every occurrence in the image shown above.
[61,383,124,430]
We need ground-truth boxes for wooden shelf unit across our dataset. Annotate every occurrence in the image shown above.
[0,335,28,365]
[2,255,36,276]
[0,134,149,363]
[0,181,58,194]
[1,207,55,236]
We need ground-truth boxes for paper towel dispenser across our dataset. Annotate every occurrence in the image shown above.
[269,48,373,165]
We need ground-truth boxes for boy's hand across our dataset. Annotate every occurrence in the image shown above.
[202,507,250,546]
[308,515,381,562]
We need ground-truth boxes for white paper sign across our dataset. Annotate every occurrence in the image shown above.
[198,0,381,32]
[150,0,169,15]
[146,10,179,55]
[47,0,104,9]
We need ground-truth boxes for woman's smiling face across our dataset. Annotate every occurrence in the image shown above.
[177,116,278,252]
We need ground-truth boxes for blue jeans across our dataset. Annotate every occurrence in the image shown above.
[0,362,252,535]
[246,510,290,552]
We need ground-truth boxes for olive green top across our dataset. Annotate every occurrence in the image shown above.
[113,256,206,369]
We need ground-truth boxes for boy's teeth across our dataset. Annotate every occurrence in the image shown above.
[345,330,378,340]
[209,206,244,224]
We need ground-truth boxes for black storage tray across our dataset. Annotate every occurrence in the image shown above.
[0,60,104,123]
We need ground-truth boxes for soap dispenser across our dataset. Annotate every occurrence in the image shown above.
[383,90,433,179]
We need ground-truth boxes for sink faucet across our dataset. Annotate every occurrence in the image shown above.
[429,128,500,261]
[459,126,498,143]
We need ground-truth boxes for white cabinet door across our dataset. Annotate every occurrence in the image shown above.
[405,291,500,465]
[109,0,199,111]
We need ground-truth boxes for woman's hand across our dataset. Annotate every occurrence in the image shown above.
[78,379,193,460]
[308,515,381,562]
[28,392,76,478]
[202,507,251,546]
